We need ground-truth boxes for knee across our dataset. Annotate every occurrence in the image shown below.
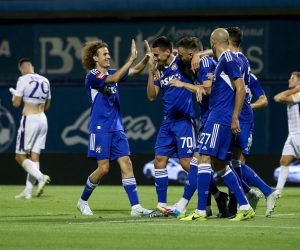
[154,156,168,169]
[280,157,292,166]
[98,163,110,176]
[180,158,191,172]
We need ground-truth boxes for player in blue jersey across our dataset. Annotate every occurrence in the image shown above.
[226,27,280,217]
[181,28,255,221]
[167,37,229,218]
[77,39,153,216]
[146,36,198,215]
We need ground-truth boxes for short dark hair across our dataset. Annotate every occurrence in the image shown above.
[176,37,203,51]
[18,58,31,67]
[152,36,173,51]
[225,27,243,47]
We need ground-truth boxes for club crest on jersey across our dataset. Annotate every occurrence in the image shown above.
[171,64,178,71]
[95,146,101,153]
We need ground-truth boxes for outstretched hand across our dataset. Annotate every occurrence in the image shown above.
[144,40,151,58]
[130,39,138,61]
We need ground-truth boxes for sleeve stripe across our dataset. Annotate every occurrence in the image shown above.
[224,51,233,62]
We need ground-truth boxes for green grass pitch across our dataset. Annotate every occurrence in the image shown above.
[0,185,299,250]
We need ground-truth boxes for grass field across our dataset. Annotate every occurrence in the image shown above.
[0,185,299,250]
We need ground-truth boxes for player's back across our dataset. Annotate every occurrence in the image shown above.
[155,56,195,121]
[17,73,51,104]
[235,52,253,124]
[208,50,242,126]
[197,56,216,125]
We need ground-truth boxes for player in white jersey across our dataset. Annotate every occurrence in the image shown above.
[10,58,51,199]
[274,72,300,195]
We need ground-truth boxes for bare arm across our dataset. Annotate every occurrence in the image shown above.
[105,39,137,84]
[44,99,51,111]
[12,96,22,108]
[147,53,160,101]
[274,86,300,104]
[251,94,268,109]
[191,49,214,73]
[128,40,150,76]
[232,78,246,134]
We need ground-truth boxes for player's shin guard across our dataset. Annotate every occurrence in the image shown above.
[154,168,168,206]
[242,163,273,197]
[81,177,98,201]
[182,157,198,200]
[197,164,212,211]
[122,177,139,206]
[222,165,249,207]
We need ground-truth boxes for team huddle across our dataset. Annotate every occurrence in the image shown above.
[10,26,300,222]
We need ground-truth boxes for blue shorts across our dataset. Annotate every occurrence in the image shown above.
[231,123,254,156]
[155,118,196,159]
[88,130,130,161]
[198,122,232,160]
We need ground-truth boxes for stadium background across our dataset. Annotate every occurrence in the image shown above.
[0,0,299,186]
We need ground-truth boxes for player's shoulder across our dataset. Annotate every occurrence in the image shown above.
[200,56,216,68]
[221,50,238,62]
[87,69,110,80]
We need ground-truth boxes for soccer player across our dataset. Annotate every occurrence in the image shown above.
[10,58,51,199]
[77,39,152,216]
[274,72,300,195]
[181,28,255,221]
[147,36,197,215]
[168,37,229,218]
[226,27,280,217]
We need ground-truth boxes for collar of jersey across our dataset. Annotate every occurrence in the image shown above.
[164,55,177,69]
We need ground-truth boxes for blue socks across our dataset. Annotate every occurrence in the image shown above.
[155,168,168,205]
[182,157,198,200]
[122,177,139,206]
[222,166,248,206]
[197,164,212,210]
[241,163,273,197]
[81,177,98,201]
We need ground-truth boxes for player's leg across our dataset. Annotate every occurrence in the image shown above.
[153,122,175,209]
[77,132,111,215]
[276,155,294,193]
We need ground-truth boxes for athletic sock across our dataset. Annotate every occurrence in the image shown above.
[197,164,212,211]
[122,177,139,206]
[80,177,98,201]
[182,157,198,200]
[242,163,273,197]
[154,168,168,205]
[222,165,249,207]
[22,159,43,181]
[276,166,290,191]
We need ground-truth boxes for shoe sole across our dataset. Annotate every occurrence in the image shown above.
[36,177,51,197]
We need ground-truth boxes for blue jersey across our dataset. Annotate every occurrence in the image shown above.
[236,52,252,124]
[207,50,243,126]
[196,56,216,126]
[154,56,195,121]
[249,73,265,100]
[85,69,128,133]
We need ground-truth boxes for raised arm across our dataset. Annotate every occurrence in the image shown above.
[191,49,214,73]
[129,40,151,76]
[105,39,137,84]
[274,85,300,104]
[147,53,160,101]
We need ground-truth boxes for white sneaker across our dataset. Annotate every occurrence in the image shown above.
[130,205,153,217]
[36,175,51,197]
[77,198,93,216]
[266,189,280,217]
[15,191,32,199]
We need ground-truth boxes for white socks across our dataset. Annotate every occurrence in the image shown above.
[22,159,43,182]
[25,162,40,193]
[176,197,189,212]
[276,166,290,191]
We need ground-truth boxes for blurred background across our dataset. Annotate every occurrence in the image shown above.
[0,0,300,186]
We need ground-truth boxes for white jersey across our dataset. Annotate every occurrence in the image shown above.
[15,73,51,104]
[287,91,300,135]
